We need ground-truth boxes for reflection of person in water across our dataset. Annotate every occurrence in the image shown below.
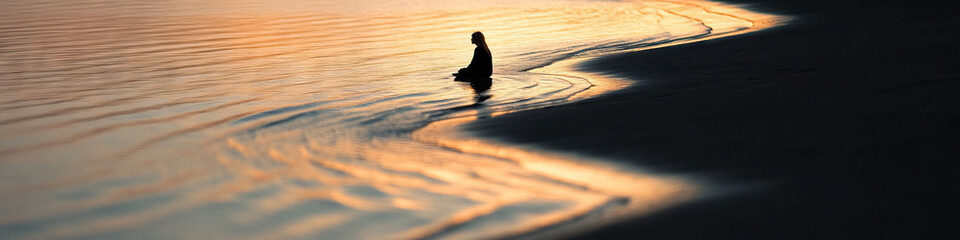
[453,31,492,79]
[468,77,492,102]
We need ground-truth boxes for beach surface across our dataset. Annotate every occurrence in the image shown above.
[463,0,960,238]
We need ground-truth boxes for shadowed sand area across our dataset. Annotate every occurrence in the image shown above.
[463,0,960,238]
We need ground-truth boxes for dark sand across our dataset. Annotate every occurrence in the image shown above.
[464,0,960,238]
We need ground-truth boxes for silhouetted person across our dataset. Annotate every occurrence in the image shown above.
[453,31,492,80]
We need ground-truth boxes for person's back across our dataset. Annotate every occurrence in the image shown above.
[454,31,492,79]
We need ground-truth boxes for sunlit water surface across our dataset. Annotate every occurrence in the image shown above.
[0,0,777,239]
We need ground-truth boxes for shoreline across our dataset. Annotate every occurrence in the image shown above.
[408,0,788,238]
[460,0,960,238]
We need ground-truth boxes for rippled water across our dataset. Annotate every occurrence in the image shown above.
[0,0,777,239]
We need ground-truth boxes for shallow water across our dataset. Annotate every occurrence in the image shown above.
[0,0,775,239]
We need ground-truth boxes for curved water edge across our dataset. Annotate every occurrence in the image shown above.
[411,12,788,238]
[407,1,788,237]
[0,0,785,239]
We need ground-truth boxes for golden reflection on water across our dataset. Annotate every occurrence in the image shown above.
[0,0,782,239]
[411,116,697,239]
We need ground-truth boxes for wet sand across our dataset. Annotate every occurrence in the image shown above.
[463,0,960,238]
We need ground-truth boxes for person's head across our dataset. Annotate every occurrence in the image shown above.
[471,31,485,45]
